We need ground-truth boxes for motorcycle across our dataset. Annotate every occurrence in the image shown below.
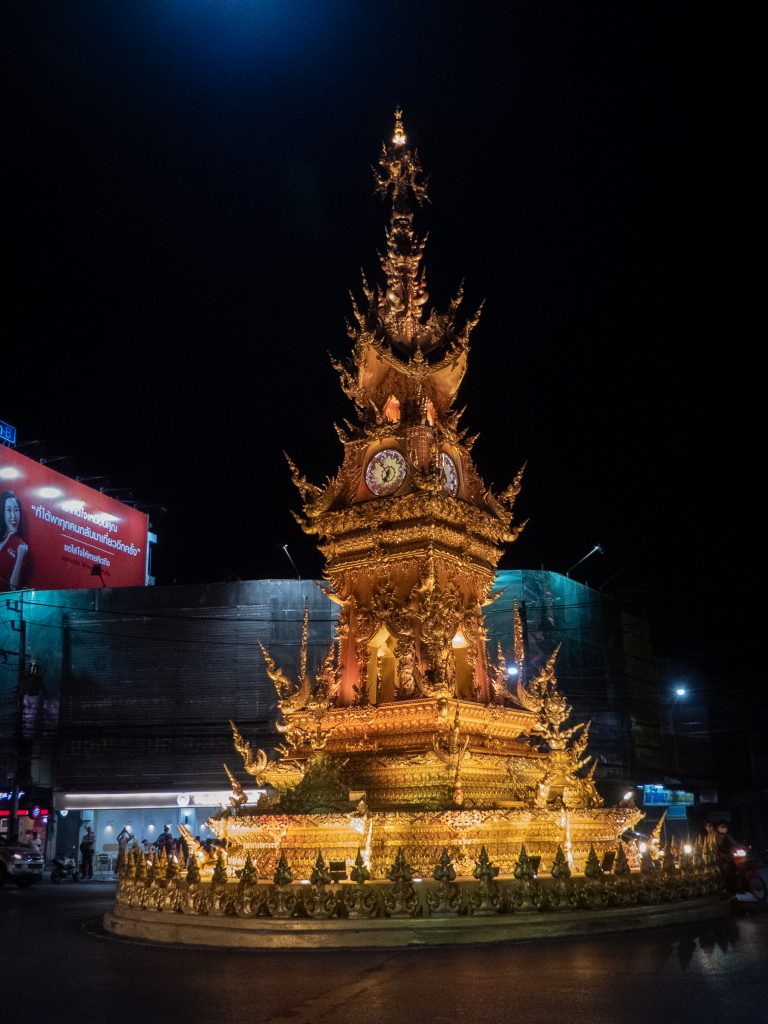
[51,847,79,883]
[732,846,767,902]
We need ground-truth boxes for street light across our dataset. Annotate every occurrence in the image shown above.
[282,544,301,580]
[670,686,689,780]
[566,543,604,577]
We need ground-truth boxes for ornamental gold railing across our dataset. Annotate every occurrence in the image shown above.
[114,838,724,919]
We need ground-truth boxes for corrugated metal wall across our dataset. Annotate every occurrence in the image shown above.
[34,581,337,792]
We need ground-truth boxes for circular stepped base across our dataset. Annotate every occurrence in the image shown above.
[104,895,729,949]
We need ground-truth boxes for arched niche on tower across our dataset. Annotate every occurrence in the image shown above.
[452,630,474,700]
[365,625,399,704]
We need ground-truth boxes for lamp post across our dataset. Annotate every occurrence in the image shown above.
[566,543,604,578]
[282,544,301,580]
[670,686,687,780]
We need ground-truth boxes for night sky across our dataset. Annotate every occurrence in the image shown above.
[6,4,758,692]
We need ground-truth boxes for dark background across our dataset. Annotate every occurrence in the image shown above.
[5,3,759,694]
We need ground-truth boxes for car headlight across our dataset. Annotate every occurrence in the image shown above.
[13,853,22,860]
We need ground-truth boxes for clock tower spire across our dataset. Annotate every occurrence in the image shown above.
[290,110,527,707]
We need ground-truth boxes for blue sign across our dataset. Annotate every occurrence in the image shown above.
[665,805,688,819]
[0,419,16,445]
[642,787,694,807]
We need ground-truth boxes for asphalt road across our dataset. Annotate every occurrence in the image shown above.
[1,881,766,1024]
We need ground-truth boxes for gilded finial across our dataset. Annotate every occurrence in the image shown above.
[300,598,309,681]
[392,109,407,146]
[513,598,525,667]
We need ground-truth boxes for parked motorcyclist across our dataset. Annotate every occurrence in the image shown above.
[715,820,738,891]
[51,846,79,882]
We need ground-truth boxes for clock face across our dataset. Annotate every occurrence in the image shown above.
[365,448,407,496]
[440,452,459,496]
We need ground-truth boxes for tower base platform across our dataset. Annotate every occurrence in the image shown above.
[104,884,729,950]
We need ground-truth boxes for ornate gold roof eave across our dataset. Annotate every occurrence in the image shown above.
[293,449,528,533]
[283,698,540,746]
[317,514,525,551]
[311,528,525,570]
[357,326,471,379]
[301,489,523,535]
[349,329,470,412]
[318,532,508,576]
[322,555,501,599]
[311,511,513,549]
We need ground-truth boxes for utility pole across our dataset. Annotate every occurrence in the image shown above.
[7,595,27,843]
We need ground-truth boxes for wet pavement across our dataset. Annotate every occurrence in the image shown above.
[1,880,766,1024]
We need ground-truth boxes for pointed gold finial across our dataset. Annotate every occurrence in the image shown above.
[513,598,525,667]
[300,597,309,681]
[392,109,407,146]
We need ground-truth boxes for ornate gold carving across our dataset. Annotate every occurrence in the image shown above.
[433,701,470,806]
[513,598,525,666]
[427,847,461,915]
[384,848,420,917]
[260,639,312,714]
[230,720,304,791]
[511,646,603,809]
[223,763,248,813]
[116,840,723,921]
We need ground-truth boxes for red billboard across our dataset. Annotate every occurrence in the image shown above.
[0,446,149,592]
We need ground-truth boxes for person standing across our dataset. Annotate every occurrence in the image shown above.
[79,826,95,879]
[116,826,134,852]
[154,824,174,857]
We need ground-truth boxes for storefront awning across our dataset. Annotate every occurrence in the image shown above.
[55,789,264,810]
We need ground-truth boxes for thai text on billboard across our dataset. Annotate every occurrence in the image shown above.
[0,446,149,591]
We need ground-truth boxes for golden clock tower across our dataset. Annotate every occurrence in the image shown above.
[290,111,525,709]
[212,113,639,878]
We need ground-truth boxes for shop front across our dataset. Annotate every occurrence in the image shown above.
[0,787,52,853]
[54,789,258,873]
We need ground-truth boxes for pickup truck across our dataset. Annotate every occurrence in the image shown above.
[0,837,45,887]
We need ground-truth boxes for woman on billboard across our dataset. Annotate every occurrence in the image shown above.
[0,491,29,590]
